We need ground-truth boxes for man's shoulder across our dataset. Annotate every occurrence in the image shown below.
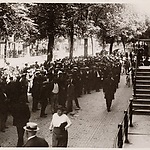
[35,136,46,141]
[24,136,49,147]
[36,136,49,146]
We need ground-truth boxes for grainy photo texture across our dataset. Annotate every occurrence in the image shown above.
[0,2,150,148]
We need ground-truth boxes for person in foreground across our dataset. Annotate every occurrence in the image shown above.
[23,122,49,147]
[49,105,72,147]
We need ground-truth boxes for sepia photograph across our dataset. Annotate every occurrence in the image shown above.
[0,0,150,148]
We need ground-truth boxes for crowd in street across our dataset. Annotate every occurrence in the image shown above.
[135,42,150,66]
[0,52,133,147]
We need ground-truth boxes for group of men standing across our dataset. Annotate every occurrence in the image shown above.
[0,53,122,147]
[30,54,121,113]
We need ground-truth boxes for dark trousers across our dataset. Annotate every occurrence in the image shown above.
[51,93,58,113]
[78,81,83,96]
[106,98,112,111]
[74,88,80,108]
[40,100,48,116]
[84,79,90,94]
[0,113,6,131]
[74,98,80,108]
[95,77,101,91]
[16,126,24,147]
[58,90,66,107]
[66,98,73,113]
[52,127,68,147]
[32,97,39,111]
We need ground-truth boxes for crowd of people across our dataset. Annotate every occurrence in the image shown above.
[0,53,130,147]
[134,42,150,66]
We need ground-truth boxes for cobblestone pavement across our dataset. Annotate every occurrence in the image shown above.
[0,75,132,148]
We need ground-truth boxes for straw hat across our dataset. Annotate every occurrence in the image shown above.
[23,122,39,132]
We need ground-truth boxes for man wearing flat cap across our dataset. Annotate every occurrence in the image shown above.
[23,122,49,147]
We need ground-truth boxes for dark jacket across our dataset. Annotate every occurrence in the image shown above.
[11,102,30,127]
[24,136,49,147]
[103,77,115,100]
[31,77,41,98]
[67,83,75,100]
[39,82,52,103]
[6,81,21,104]
[0,89,8,114]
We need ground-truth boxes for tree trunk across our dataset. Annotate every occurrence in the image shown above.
[30,43,34,56]
[69,22,74,59]
[91,36,94,56]
[102,38,105,50]
[102,30,106,50]
[47,34,54,62]
[36,40,39,56]
[84,38,88,57]
[13,35,17,58]
[69,32,74,59]
[13,42,16,57]
[121,35,126,51]
[4,39,7,63]
[109,36,115,55]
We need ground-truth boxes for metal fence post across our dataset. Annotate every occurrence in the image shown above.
[133,70,136,97]
[124,110,129,143]
[118,123,123,148]
[129,98,133,127]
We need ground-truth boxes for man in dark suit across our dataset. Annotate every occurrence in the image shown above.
[39,80,50,117]
[84,66,92,94]
[58,72,67,107]
[11,101,30,147]
[66,75,79,113]
[19,74,29,103]
[23,122,49,147]
[102,74,115,112]
[0,83,8,132]
[31,72,41,112]
[6,77,21,106]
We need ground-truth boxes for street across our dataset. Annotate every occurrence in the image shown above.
[0,75,132,148]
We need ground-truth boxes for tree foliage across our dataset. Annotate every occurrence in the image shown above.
[0,3,149,60]
[30,3,66,61]
[89,3,148,53]
[0,3,37,41]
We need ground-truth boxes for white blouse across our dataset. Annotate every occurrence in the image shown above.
[49,113,72,130]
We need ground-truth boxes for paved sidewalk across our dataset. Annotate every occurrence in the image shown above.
[124,115,150,148]
[0,75,132,148]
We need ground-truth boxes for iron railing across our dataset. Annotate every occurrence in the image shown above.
[113,98,133,148]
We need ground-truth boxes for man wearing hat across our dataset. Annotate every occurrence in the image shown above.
[19,73,29,103]
[22,63,29,74]
[39,80,50,117]
[31,71,41,112]
[34,61,40,69]
[23,122,49,147]
[51,77,59,114]
[11,100,30,147]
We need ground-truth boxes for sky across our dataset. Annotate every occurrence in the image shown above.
[130,1,150,16]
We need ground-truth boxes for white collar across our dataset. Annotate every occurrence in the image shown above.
[28,135,36,141]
